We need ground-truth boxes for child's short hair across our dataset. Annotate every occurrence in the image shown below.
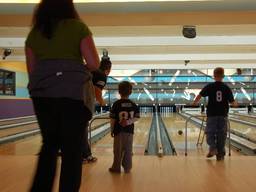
[118,81,132,97]
[214,67,225,78]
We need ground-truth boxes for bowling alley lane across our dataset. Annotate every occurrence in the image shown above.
[0,123,39,138]
[229,120,256,141]
[162,113,208,156]
[188,112,256,142]
[133,116,153,154]
[229,113,256,124]
[0,116,36,126]
[90,113,110,130]
[0,135,41,155]
[0,113,109,142]
[0,117,110,155]
[92,116,152,156]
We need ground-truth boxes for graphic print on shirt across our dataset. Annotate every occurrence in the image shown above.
[119,111,135,125]
[110,99,140,134]
[199,82,235,117]
[216,90,223,102]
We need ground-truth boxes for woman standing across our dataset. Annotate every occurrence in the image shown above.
[25,0,99,191]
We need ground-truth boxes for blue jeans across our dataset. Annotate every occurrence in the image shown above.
[206,116,227,156]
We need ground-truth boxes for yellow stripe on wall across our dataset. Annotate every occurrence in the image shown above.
[0,61,27,73]
[0,96,31,100]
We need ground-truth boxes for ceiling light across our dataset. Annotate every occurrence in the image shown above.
[137,93,141,100]
[241,87,251,101]
[128,77,137,85]
[143,87,154,101]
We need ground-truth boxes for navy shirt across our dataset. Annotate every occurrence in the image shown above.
[200,81,234,117]
[110,99,140,135]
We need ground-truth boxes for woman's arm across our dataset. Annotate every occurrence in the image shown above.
[80,35,100,71]
[192,94,202,106]
[230,100,238,107]
[25,47,36,75]
[110,118,116,137]
[94,86,106,106]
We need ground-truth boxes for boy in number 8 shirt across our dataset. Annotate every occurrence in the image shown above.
[109,81,140,173]
[193,67,237,161]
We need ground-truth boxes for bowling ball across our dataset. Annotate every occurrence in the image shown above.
[178,130,183,135]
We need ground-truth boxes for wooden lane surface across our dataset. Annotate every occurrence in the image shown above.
[162,113,241,156]
[230,114,256,124]
[91,133,113,156]
[229,121,256,140]
[132,116,152,155]
[90,114,110,130]
[0,117,36,126]
[187,112,256,140]
[0,114,109,139]
[0,123,39,138]
[1,155,256,192]
[0,135,41,155]
[0,119,110,155]
[92,117,152,156]
[0,122,106,142]
[187,112,256,142]
[162,113,207,156]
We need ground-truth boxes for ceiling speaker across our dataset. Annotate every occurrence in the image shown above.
[182,26,196,39]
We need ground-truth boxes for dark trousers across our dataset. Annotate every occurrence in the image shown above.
[111,133,133,171]
[206,116,227,156]
[30,98,89,192]
[81,123,92,158]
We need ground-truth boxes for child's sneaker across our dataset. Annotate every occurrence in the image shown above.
[109,168,121,173]
[83,156,97,164]
[206,149,217,158]
[216,155,225,161]
[124,169,131,174]
[87,156,97,163]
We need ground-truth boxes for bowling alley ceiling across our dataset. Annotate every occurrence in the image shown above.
[0,0,256,70]
[1,1,256,13]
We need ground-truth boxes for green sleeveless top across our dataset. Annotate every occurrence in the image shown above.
[25,19,92,63]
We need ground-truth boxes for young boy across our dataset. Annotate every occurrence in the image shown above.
[193,67,237,161]
[109,81,140,173]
